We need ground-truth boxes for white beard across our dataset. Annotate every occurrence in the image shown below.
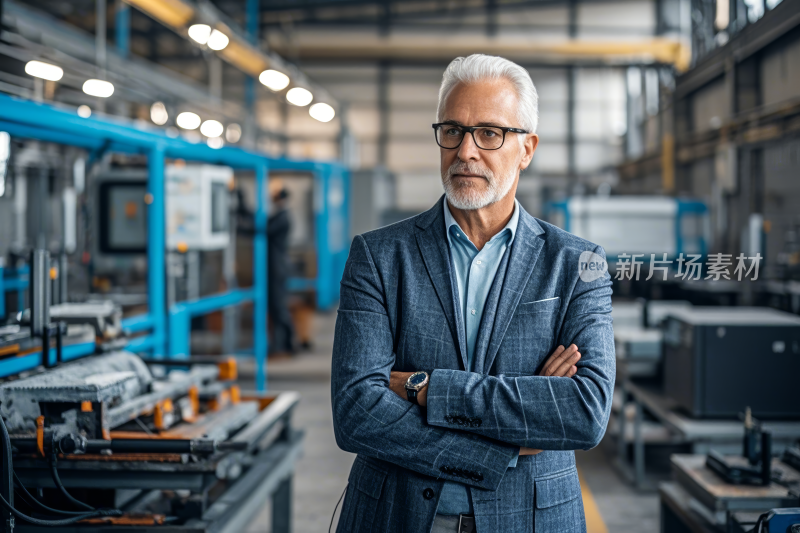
[441,160,516,210]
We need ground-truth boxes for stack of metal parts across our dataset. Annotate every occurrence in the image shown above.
[0,352,302,532]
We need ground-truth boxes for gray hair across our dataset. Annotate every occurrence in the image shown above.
[436,54,539,134]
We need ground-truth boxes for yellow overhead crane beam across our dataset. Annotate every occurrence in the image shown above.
[124,0,268,78]
[270,36,691,72]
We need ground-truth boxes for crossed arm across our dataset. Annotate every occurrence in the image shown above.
[331,236,615,491]
[387,344,584,456]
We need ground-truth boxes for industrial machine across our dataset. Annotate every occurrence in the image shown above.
[612,299,692,378]
[662,307,800,419]
[0,247,302,532]
[0,352,301,533]
[546,196,709,263]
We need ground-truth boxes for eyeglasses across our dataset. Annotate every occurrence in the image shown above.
[432,123,529,150]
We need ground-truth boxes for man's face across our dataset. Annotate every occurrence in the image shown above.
[439,78,538,210]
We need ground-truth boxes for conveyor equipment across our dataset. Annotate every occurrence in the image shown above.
[0,351,301,532]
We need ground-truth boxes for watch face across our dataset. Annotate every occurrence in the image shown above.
[408,372,427,388]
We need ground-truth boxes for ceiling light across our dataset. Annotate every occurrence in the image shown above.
[188,24,211,45]
[176,111,201,130]
[207,137,223,149]
[82,79,114,98]
[25,61,63,82]
[286,87,313,107]
[200,119,223,138]
[225,123,242,143]
[309,102,336,123]
[207,30,229,51]
[150,102,169,125]
[77,105,92,118]
[259,69,290,92]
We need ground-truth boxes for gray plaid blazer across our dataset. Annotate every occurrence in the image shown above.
[331,196,615,533]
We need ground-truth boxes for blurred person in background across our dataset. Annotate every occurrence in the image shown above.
[267,178,296,357]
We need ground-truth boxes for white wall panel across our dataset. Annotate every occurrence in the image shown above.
[578,0,655,34]
[533,142,568,173]
[387,141,440,171]
[536,106,568,139]
[389,82,441,104]
[347,106,380,138]
[395,172,445,210]
[389,109,436,137]
[529,69,569,103]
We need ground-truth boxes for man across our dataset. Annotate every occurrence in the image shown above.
[331,54,615,533]
[267,179,296,356]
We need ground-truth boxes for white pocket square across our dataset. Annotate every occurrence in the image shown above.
[522,296,560,304]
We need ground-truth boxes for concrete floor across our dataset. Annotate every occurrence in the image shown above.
[241,313,660,533]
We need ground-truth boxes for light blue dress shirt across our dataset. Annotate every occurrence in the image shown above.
[437,198,521,516]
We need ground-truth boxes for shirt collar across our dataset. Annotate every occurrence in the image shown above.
[443,197,520,249]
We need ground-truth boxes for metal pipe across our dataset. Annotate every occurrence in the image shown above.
[30,249,49,337]
[147,146,166,358]
[254,162,268,391]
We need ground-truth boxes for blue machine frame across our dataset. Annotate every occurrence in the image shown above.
[278,164,349,311]
[545,197,709,262]
[0,94,348,390]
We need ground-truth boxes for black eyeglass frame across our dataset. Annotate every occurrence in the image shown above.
[432,123,530,151]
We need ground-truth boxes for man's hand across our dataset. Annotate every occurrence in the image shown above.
[387,344,581,409]
[389,371,428,406]
[539,344,581,377]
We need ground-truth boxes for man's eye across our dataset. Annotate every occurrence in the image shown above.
[445,128,461,136]
[482,129,498,137]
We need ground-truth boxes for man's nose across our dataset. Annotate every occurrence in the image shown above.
[457,131,481,161]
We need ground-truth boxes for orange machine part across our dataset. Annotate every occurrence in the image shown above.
[218,358,237,381]
[80,514,166,525]
[229,385,241,404]
[36,416,45,457]
[208,390,230,412]
[154,399,174,430]
[188,386,200,421]
[81,401,93,412]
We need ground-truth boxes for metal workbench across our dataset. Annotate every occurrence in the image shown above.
[616,380,800,488]
[660,454,800,533]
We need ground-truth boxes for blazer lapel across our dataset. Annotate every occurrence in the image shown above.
[483,210,546,374]
[415,197,468,370]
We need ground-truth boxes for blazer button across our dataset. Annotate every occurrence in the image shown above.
[423,488,435,500]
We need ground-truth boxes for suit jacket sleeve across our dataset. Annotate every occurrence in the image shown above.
[331,235,519,491]
[426,245,615,451]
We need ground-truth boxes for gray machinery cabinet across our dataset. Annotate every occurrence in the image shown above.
[663,307,800,419]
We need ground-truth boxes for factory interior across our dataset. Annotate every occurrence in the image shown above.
[1,0,800,532]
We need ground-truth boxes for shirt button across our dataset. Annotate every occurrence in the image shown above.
[476,260,482,265]
[423,488,435,500]
[471,309,476,315]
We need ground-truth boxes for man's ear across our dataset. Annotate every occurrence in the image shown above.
[520,133,539,170]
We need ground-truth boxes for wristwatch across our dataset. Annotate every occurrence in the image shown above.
[405,371,429,405]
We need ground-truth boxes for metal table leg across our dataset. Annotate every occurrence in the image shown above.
[634,400,645,488]
[272,475,293,533]
[618,385,627,469]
